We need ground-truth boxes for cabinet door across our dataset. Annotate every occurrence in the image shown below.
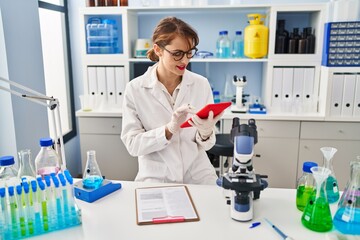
[254,138,299,189]
[298,140,360,190]
[80,134,138,181]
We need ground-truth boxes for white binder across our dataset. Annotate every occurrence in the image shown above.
[106,67,116,106]
[293,68,305,101]
[353,74,360,117]
[115,67,125,106]
[272,67,283,112]
[282,68,294,101]
[302,67,315,112]
[96,67,107,99]
[341,74,356,117]
[330,73,344,117]
[87,67,97,96]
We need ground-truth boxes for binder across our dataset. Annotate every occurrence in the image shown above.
[106,67,116,106]
[353,74,360,117]
[135,185,199,225]
[115,67,125,106]
[96,66,107,99]
[330,73,344,117]
[302,67,315,112]
[87,67,97,96]
[341,74,356,117]
[281,68,294,112]
[293,68,305,101]
[271,67,283,112]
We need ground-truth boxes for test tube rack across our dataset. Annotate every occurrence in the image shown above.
[0,170,82,239]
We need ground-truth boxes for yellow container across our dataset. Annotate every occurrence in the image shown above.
[244,14,269,59]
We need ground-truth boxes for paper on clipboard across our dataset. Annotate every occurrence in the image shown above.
[135,185,199,225]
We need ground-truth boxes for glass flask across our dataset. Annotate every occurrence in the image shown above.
[333,159,360,234]
[0,156,20,187]
[321,147,340,203]
[17,149,36,182]
[296,161,317,211]
[301,166,333,232]
[35,138,61,177]
[82,150,103,189]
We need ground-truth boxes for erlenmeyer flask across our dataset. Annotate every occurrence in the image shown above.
[333,159,360,234]
[17,149,36,182]
[301,166,333,232]
[321,147,340,203]
[82,150,103,189]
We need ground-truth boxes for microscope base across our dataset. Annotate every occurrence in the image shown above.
[231,105,247,113]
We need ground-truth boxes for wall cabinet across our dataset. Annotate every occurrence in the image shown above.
[78,115,138,180]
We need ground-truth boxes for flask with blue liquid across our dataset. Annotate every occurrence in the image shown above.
[83,150,103,189]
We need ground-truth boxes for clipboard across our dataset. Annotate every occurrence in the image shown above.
[135,185,200,225]
[180,102,232,128]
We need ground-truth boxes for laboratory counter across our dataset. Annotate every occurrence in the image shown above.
[28,180,352,240]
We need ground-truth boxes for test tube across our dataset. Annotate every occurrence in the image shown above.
[8,186,19,239]
[58,173,71,225]
[44,175,57,230]
[64,170,82,225]
[16,185,27,237]
[30,180,43,234]
[23,182,35,235]
[37,178,49,231]
[0,187,11,239]
[50,174,65,228]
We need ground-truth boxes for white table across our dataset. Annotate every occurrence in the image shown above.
[30,181,353,240]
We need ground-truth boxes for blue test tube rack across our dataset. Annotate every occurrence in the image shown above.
[0,170,82,239]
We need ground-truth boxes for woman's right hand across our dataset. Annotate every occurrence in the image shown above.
[166,104,195,135]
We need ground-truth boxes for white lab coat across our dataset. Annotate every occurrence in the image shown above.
[121,63,218,185]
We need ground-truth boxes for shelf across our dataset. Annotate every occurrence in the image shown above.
[128,58,268,63]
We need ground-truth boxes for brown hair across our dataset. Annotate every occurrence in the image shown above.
[147,17,199,62]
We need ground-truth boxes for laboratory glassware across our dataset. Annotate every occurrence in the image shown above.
[301,166,333,232]
[333,159,360,234]
[18,149,36,182]
[264,218,294,240]
[296,161,318,211]
[232,31,244,58]
[216,31,231,58]
[35,138,61,177]
[83,150,103,189]
[0,156,20,187]
[321,146,340,203]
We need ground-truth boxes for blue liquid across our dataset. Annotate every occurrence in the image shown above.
[34,212,43,234]
[232,41,244,58]
[62,190,70,226]
[83,176,103,189]
[56,198,64,228]
[326,176,340,203]
[333,208,360,234]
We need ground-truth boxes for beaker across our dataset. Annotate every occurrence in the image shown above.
[301,166,333,232]
[333,159,360,234]
[17,149,36,182]
[82,150,103,189]
[223,74,236,102]
[321,147,340,203]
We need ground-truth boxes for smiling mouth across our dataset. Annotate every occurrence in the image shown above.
[177,65,186,71]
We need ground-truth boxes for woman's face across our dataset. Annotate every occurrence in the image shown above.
[156,36,195,78]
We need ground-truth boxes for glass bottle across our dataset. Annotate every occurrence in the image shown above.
[321,147,340,203]
[232,31,244,58]
[82,150,103,189]
[35,138,61,177]
[306,27,316,54]
[17,149,36,182]
[301,166,333,232]
[333,159,360,234]
[275,19,289,54]
[0,156,20,187]
[216,31,231,58]
[296,161,318,211]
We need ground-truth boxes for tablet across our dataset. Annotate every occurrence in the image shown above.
[180,102,231,128]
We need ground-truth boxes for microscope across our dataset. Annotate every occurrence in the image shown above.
[220,118,268,222]
[231,75,248,113]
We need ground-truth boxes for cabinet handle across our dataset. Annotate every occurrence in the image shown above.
[304,145,309,149]
[112,125,116,128]
[338,129,343,134]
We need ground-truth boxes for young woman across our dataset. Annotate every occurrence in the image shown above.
[121,17,224,184]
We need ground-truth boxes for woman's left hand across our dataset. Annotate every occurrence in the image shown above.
[188,111,224,140]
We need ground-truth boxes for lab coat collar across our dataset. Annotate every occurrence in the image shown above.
[141,63,195,112]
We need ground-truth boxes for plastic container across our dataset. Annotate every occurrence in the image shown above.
[232,31,244,58]
[0,156,20,187]
[296,161,318,211]
[35,138,61,177]
[244,14,269,59]
[86,18,120,54]
[216,31,231,58]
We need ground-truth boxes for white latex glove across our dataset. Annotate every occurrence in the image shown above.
[166,104,195,134]
[189,110,224,140]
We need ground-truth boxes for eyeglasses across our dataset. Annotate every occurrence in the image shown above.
[161,46,198,61]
